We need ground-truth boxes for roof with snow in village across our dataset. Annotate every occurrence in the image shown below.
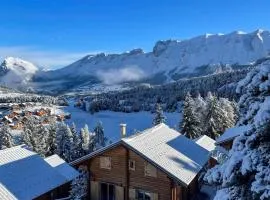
[216,125,251,144]
[0,145,79,200]
[72,123,215,187]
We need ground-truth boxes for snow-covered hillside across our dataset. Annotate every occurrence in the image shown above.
[33,30,270,93]
[2,30,270,93]
[0,57,38,90]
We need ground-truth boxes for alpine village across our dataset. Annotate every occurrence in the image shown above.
[0,1,270,200]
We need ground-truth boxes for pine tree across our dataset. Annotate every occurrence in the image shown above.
[56,123,74,162]
[0,124,13,150]
[70,122,82,160]
[80,124,93,155]
[47,122,57,156]
[181,93,202,139]
[153,103,166,126]
[204,61,270,200]
[22,117,49,157]
[93,121,106,148]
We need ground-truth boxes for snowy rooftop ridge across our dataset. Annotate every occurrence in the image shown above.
[0,145,79,200]
[216,125,252,144]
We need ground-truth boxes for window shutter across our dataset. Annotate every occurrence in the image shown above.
[90,181,99,200]
[145,162,157,177]
[129,188,136,200]
[115,185,124,200]
[100,156,111,169]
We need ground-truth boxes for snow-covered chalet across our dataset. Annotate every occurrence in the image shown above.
[0,145,79,200]
[71,123,216,200]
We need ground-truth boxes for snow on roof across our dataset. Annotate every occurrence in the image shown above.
[71,124,213,186]
[216,125,251,144]
[195,135,216,152]
[0,145,78,200]
[45,155,79,181]
[122,123,212,186]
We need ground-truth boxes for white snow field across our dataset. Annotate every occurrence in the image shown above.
[63,103,181,142]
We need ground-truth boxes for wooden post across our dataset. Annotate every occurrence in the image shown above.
[125,148,130,200]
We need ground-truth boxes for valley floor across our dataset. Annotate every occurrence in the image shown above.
[63,101,181,141]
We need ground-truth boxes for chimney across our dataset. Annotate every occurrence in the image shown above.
[120,123,127,138]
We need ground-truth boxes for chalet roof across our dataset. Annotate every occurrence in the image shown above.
[216,125,251,144]
[122,124,212,186]
[71,123,213,187]
[45,155,79,181]
[0,145,79,200]
[195,135,216,152]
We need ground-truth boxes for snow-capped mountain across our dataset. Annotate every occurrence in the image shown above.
[2,30,270,93]
[33,30,270,92]
[0,57,38,90]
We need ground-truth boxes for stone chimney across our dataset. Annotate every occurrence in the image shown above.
[120,123,127,138]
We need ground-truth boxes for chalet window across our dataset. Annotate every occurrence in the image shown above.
[144,162,157,177]
[100,156,111,169]
[135,189,158,200]
[136,190,151,200]
[129,160,136,171]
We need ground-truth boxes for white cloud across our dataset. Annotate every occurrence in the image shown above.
[0,46,101,69]
[96,66,146,85]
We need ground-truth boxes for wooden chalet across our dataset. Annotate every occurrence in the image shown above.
[12,104,20,111]
[0,145,79,200]
[71,123,216,200]
[23,110,33,117]
[10,121,24,130]
[8,111,19,119]
[36,108,48,116]
[215,125,251,150]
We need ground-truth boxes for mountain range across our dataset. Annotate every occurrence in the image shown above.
[1,29,270,94]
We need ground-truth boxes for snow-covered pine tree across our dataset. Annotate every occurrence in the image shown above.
[153,102,166,126]
[80,124,93,155]
[194,93,207,133]
[204,94,233,139]
[56,123,74,162]
[70,122,82,160]
[204,60,270,200]
[181,93,202,139]
[47,122,57,156]
[0,124,13,150]
[22,116,49,157]
[69,166,89,199]
[93,121,106,148]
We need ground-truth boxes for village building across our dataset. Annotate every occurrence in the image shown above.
[215,125,251,150]
[10,121,24,130]
[12,104,20,111]
[2,116,13,124]
[8,111,19,119]
[23,110,33,117]
[0,145,79,200]
[36,108,48,117]
[71,123,216,200]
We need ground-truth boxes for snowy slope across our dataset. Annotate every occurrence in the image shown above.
[2,30,270,93]
[0,57,38,90]
[33,30,270,93]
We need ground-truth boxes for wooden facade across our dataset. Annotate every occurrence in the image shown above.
[73,144,201,200]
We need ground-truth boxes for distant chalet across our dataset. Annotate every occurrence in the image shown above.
[71,123,216,200]
[0,145,79,200]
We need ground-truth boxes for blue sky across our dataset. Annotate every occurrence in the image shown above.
[0,0,270,68]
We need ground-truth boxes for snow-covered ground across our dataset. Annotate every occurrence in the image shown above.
[63,103,181,142]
